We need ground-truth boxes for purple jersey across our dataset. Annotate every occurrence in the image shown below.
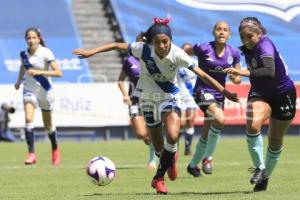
[241,36,294,95]
[122,56,141,96]
[193,41,240,101]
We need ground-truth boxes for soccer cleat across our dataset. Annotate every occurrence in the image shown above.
[167,151,179,181]
[249,167,266,185]
[253,177,269,192]
[151,177,168,194]
[147,161,157,170]
[52,148,61,166]
[187,164,201,177]
[24,153,36,165]
[202,157,213,174]
[184,148,192,156]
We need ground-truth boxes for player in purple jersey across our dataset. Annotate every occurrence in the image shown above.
[14,28,63,166]
[186,21,241,177]
[118,49,157,170]
[224,17,296,192]
[73,18,238,195]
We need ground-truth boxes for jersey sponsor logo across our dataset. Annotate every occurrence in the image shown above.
[209,66,224,73]
[176,0,300,22]
[151,73,168,82]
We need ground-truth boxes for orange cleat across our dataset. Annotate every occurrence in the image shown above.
[151,177,168,194]
[167,151,179,181]
[52,148,61,166]
[24,153,37,165]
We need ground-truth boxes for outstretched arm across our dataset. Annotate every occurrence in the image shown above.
[117,70,131,105]
[72,42,129,58]
[229,63,242,84]
[223,67,250,77]
[191,66,239,102]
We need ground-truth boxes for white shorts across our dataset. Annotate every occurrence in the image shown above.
[182,95,198,111]
[23,88,54,111]
[139,95,183,127]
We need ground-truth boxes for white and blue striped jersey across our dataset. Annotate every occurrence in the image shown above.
[129,42,195,101]
[177,65,197,99]
[20,45,55,92]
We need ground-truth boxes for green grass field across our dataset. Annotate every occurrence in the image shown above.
[0,136,299,200]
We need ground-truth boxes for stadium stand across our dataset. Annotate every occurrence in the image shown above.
[0,0,93,83]
[110,0,300,82]
[72,0,123,82]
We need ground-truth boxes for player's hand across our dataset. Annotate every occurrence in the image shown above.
[123,95,132,105]
[223,89,239,102]
[14,82,21,90]
[72,48,93,58]
[223,68,240,76]
[27,69,42,76]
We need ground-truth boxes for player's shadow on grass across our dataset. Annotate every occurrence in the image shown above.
[168,191,253,195]
[82,190,252,197]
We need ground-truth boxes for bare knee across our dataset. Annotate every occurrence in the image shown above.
[247,121,262,134]
[212,117,225,130]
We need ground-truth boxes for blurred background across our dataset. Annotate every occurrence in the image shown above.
[0,0,299,141]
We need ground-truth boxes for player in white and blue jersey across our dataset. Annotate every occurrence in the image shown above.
[177,43,198,156]
[72,17,238,195]
[14,27,63,166]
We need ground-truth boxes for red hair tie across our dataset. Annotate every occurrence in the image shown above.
[153,17,170,25]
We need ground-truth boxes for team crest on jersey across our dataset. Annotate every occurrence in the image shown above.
[227,56,233,65]
[176,0,300,22]
[251,58,258,68]
[169,64,176,71]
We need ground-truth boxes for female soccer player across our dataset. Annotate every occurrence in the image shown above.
[118,43,157,169]
[73,18,238,194]
[186,21,241,177]
[224,17,296,192]
[177,43,198,156]
[15,27,63,166]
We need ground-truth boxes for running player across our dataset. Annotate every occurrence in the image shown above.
[73,17,238,194]
[187,21,241,177]
[177,43,198,156]
[224,17,296,192]
[14,27,62,166]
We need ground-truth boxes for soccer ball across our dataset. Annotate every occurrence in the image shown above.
[86,156,116,186]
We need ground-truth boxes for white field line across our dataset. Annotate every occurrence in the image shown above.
[0,160,300,170]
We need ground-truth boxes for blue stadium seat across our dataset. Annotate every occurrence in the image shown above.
[110,0,300,81]
[0,0,92,83]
